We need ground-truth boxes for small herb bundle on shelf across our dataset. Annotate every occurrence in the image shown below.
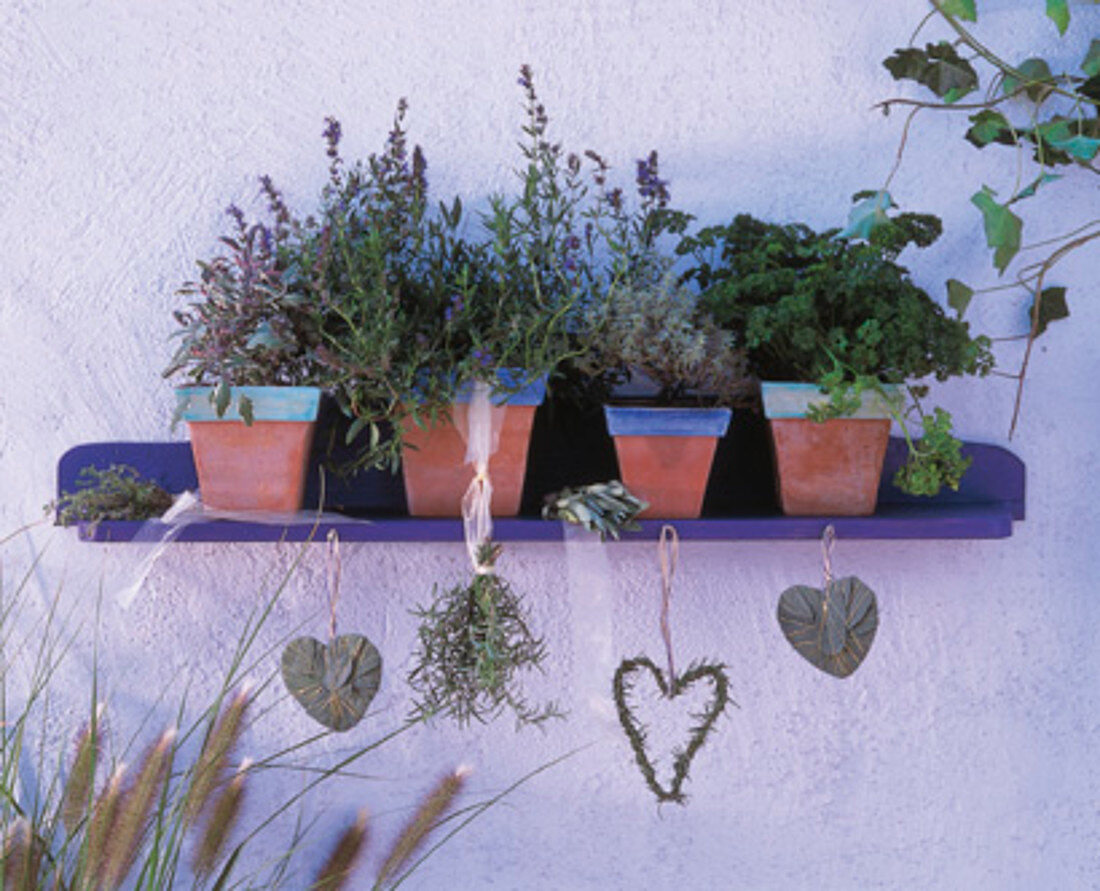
[542,480,647,540]
[51,464,173,526]
[408,543,560,729]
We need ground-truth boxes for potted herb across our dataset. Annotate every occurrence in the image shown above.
[273,99,572,518]
[288,66,687,518]
[577,275,752,518]
[165,206,322,512]
[678,211,993,515]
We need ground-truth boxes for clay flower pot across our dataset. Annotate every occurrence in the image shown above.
[761,382,898,516]
[400,372,546,518]
[176,386,321,512]
[604,405,731,519]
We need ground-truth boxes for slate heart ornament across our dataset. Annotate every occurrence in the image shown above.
[777,575,878,678]
[613,656,732,805]
[281,634,382,732]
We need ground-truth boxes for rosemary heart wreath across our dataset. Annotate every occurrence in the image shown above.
[612,526,735,804]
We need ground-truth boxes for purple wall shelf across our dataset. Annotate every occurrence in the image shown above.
[58,438,1024,543]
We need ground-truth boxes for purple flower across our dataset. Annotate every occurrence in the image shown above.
[225,204,246,231]
[561,233,580,273]
[635,151,670,205]
[444,293,464,322]
[258,174,291,228]
[323,117,342,158]
[411,146,427,192]
[472,348,493,367]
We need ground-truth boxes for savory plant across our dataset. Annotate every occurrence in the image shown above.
[51,463,174,526]
[407,543,560,729]
[575,274,752,406]
[677,213,994,495]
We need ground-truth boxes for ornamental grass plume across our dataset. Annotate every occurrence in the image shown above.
[1,818,42,891]
[83,765,124,886]
[309,809,368,891]
[373,766,470,887]
[60,704,104,835]
[102,727,176,888]
[193,759,250,879]
[184,686,250,827]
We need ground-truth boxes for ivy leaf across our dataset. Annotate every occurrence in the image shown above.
[1029,287,1069,337]
[239,395,254,426]
[1036,119,1100,161]
[965,110,1015,148]
[1046,0,1070,35]
[1082,40,1100,77]
[883,42,979,103]
[1078,73,1100,103]
[946,279,974,318]
[939,0,977,21]
[971,187,1022,274]
[1012,171,1062,202]
[837,190,894,240]
[1003,58,1055,102]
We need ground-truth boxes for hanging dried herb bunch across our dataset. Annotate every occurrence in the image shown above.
[407,543,561,729]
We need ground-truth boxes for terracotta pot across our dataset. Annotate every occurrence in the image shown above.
[177,386,321,512]
[604,406,731,519]
[400,374,546,517]
[761,382,897,516]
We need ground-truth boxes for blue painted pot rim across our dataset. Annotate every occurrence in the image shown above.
[176,386,322,423]
[760,381,901,420]
[452,369,547,406]
[604,405,732,437]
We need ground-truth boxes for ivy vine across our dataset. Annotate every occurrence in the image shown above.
[865,0,1097,434]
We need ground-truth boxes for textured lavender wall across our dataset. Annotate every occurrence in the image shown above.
[3,1,1099,887]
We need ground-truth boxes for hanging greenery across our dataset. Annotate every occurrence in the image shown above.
[864,0,1089,434]
[611,526,735,804]
[281,635,382,732]
[613,656,732,805]
[407,542,561,729]
[775,527,879,679]
[777,577,879,679]
[280,531,383,732]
